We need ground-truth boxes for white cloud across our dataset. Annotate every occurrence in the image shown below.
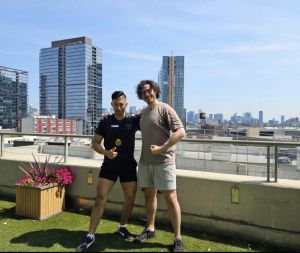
[105,50,161,62]
[193,43,300,54]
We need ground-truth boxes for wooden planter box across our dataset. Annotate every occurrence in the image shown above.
[15,184,65,220]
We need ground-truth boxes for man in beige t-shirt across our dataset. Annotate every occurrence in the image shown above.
[133,80,185,252]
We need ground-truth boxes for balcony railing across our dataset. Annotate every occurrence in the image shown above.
[0,132,299,182]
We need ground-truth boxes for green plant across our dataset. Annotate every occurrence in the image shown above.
[17,154,73,187]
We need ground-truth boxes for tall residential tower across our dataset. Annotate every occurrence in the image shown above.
[39,37,102,135]
[0,66,28,130]
[259,111,263,124]
[158,56,186,127]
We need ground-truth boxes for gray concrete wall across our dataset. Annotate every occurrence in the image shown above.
[4,145,40,155]
[1,157,299,234]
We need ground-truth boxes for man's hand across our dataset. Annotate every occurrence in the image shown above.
[105,147,118,159]
[101,113,111,121]
[150,145,162,155]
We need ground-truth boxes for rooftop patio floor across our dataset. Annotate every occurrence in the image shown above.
[0,195,294,252]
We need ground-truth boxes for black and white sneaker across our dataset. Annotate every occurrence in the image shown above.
[173,238,184,252]
[117,226,134,240]
[76,236,96,252]
[133,227,157,243]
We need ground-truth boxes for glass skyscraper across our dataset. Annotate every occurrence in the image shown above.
[39,37,102,135]
[259,111,263,124]
[158,56,186,128]
[0,66,28,130]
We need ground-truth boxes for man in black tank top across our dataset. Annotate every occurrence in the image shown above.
[76,91,140,252]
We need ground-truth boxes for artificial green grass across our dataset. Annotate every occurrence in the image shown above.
[0,195,294,252]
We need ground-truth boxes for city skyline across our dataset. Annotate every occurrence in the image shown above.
[1,0,300,121]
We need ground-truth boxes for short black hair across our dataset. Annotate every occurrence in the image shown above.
[111,91,126,100]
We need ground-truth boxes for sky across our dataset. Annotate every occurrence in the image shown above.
[1,0,300,121]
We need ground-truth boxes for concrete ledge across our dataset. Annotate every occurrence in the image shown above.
[1,185,299,250]
[1,156,300,250]
[66,195,300,251]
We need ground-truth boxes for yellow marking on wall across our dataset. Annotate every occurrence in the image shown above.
[231,186,239,204]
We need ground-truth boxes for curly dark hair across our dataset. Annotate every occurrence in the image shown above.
[136,80,161,100]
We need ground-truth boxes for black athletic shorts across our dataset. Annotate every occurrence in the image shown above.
[99,159,137,183]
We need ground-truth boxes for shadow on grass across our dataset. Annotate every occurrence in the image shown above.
[10,229,170,251]
[0,206,16,219]
[0,194,15,203]
[2,195,294,252]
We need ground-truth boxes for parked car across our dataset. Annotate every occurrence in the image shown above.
[278,148,297,160]
[277,156,292,165]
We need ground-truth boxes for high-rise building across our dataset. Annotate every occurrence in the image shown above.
[242,112,253,123]
[259,111,263,123]
[158,56,186,127]
[230,113,242,124]
[28,104,39,118]
[194,113,200,124]
[102,108,109,114]
[187,111,195,123]
[129,106,136,114]
[281,115,284,124]
[214,113,223,123]
[209,114,213,121]
[0,66,28,130]
[39,37,102,135]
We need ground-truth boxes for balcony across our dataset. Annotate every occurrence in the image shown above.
[0,132,299,251]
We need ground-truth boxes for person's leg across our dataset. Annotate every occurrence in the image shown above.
[144,187,157,230]
[88,178,115,234]
[133,186,157,243]
[162,189,181,239]
[120,181,137,225]
[133,164,157,243]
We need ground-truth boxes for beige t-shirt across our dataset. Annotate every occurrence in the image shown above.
[138,103,184,165]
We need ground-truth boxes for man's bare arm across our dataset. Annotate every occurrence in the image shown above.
[150,128,185,155]
[92,134,118,159]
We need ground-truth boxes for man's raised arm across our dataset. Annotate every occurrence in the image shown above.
[150,127,185,155]
[92,134,118,159]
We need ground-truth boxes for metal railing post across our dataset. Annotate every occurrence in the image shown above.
[247,145,248,163]
[204,143,206,169]
[236,133,238,162]
[267,145,270,182]
[0,135,4,157]
[274,145,278,182]
[64,136,68,163]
